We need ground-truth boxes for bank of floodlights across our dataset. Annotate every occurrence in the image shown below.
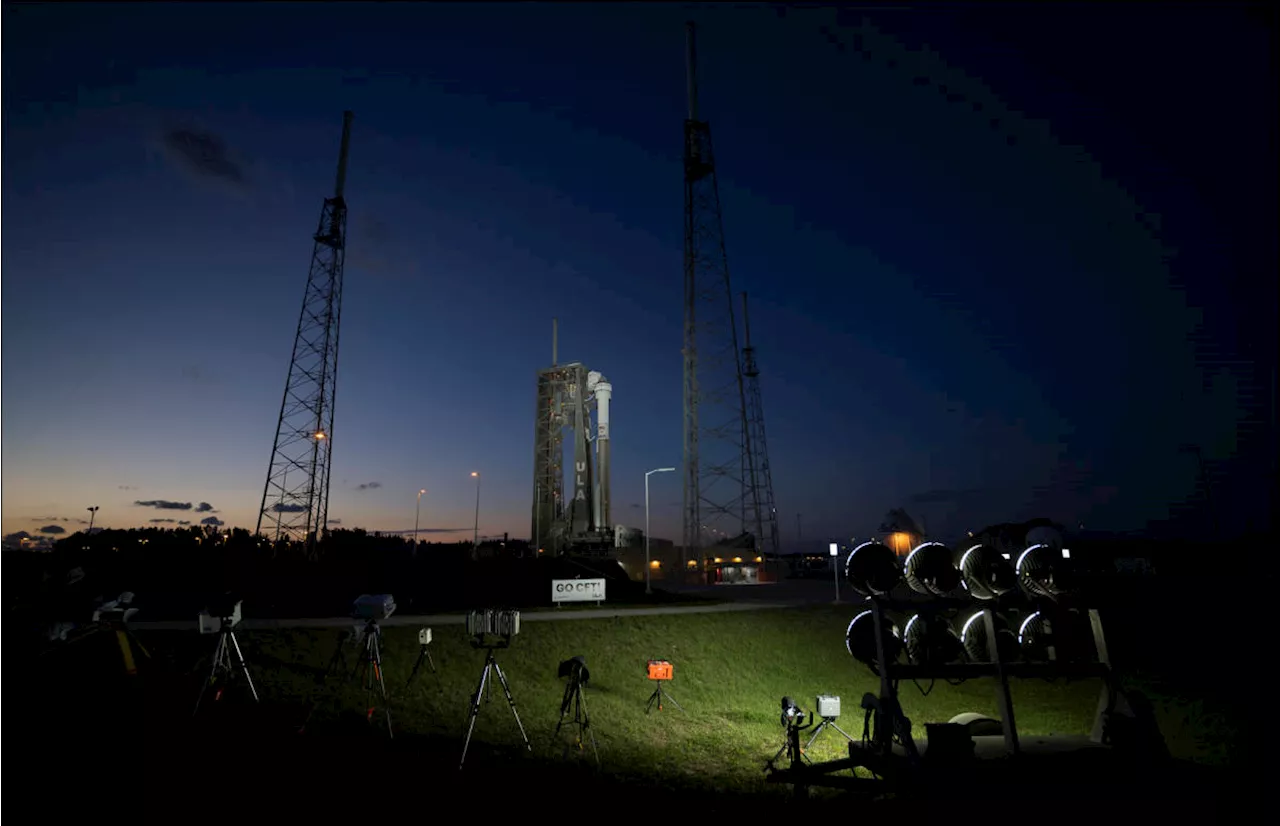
[959,609,1019,663]
[904,542,962,597]
[1015,543,1073,599]
[903,613,964,666]
[845,541,902,596]
[959,543,1018,600]
[845,609,902,668]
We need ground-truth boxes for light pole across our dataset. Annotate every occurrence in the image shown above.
[645,467,676,595]
[829,542,840,603]
[413,489,426,558]
[471,472,481,551]
[86,506,99,535]
[535,483,541,555]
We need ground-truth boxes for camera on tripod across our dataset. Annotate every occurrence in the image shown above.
[558,655,590,687]
[780,696,807,728]
[198,595,242,635]
[354,594,396,621]
[646,660,673,681]
[466,608,520,641]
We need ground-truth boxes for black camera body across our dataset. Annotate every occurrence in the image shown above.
[780,696,808,728]
[558,655,590,687]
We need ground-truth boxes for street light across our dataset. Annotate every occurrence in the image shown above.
[471,472,480,550]
[414,489,426,558]
[645,467,676,595]
[829,542,840,603]
[87,506,99,535]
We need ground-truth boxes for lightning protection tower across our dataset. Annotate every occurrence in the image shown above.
[257,111,354,554]
[741,292,780,562]
[681,22,762,571]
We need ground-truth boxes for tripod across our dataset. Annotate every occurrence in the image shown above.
[460,646,531,769]
[404,639,438,689]
[805,715,854,751]
[766,716,814,772]
[319,619,394,737]
[404,632,440,691]
[645,681,684,714]
[194,621,259,715]
[555,676,600,767]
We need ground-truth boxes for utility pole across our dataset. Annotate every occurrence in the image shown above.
[257,111,354,558]
[681,21,757,577]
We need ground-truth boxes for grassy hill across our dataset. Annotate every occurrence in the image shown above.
[25,604,1234,811]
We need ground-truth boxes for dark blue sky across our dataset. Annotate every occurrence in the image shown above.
[3,2,1274,547]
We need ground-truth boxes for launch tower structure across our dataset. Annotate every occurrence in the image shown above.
[681,23,762,570]
[532,320,615,556]
[256,111,354,554]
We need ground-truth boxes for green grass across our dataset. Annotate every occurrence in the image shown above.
[134,604,1144,798]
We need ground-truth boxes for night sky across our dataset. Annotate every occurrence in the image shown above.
[3,3,1275,549]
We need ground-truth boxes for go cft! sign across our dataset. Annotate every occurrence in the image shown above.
[552,578,606,604]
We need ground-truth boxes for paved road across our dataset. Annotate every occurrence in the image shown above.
[127,598,811,631]
[125,578,869,632]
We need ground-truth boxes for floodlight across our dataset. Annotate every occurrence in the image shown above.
[959,543,1017,600]
[904,542,962,596]
[959,609,1019,663]
[1015,543,1073,598]
[1018,608,1093,662]
[903,613,964,666]
[845,541,901,596]
[845,609,902,667]
[1016,611,1053,660]
[558,655,590,686]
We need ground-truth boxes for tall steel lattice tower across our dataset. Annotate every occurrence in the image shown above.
[681,23,762,569]
[257,111,354,551]
[741,292,780,559]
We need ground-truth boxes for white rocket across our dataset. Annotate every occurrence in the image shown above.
[588,370,612,530]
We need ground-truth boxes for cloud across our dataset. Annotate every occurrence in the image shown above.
[39,525,66,535]
[3,531,52,550]
[118,485,138,490]
[135,500,193,510]
[355,482,382,491]
[200,516,225,527]
[150,518,177,524]
[33,515,88,524]
[178,521,192,525]
[271,503,307,513]
[328,518,342,525]
[162,128,247,185]
[194,502,215,513]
